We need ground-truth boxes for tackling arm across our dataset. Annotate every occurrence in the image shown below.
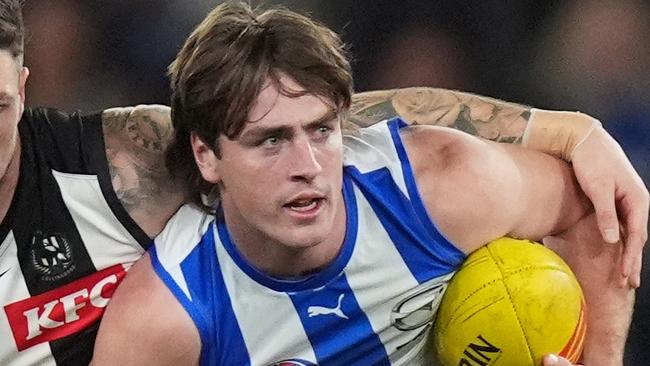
[102,105,185,238]
[348,87,529,143]
[350,87,648,287]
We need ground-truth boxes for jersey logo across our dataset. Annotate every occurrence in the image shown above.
[307,293,348,320]
[30,231,75,281]
[0,268,10,278]
[391,274,451,331]
[4,264,128,351]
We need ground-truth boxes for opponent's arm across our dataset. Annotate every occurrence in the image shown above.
[91,253,200,366]
[349,87,529,143]
[102,105,185,238]
[351,87,648,287]
[545,214,634,366]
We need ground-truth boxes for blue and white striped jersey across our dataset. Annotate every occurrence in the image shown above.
[151,118,466,365]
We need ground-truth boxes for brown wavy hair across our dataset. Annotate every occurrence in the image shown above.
[166,2,353,211]
[0,0,25,63]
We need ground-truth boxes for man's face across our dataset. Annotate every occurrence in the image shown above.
[0,50,28,183]
[193,74,345,251]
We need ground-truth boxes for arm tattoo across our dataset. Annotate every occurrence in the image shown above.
[102,106,180,217]
[347,87,531,143]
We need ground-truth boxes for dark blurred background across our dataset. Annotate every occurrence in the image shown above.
[22,1,650,364]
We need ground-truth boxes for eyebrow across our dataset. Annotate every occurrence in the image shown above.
[240,109,338,141]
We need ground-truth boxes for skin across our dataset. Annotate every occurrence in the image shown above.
[0,51,28,223]
[192,78,346,277]
[102,105,185,237]
[347,87,649,288]
[91,75,597,365]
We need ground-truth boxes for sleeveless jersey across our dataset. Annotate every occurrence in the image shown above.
[152,118,466,365]
[0,108,150,365]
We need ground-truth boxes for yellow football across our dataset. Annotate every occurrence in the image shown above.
[432,237,586,366]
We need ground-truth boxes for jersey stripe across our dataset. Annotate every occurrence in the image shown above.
[347,166,463,284]
[289,274,390,365]
[386,119,464,269]
[152,228,252,366]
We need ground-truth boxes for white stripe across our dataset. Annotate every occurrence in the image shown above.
[343,121,410,199]
[215,229,318,365]
[345,190,425,359]
[0,231,57,366]
[154,205,212,270]
[52,170,143,270]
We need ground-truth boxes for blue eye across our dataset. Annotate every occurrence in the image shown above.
[261,136,280,146]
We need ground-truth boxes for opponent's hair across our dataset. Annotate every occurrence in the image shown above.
[0,0,24,62]
[166,1,353,210]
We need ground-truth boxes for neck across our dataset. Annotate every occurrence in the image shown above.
[0,139,20,223]
[224,193,347,279]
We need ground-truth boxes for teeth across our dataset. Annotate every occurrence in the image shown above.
[289,199,317,211]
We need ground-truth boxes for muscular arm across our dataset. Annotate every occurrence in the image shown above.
[102,105,185,237]
[348,87,530,143]
[400,126,591,254]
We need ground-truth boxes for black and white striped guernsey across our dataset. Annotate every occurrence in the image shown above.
[0,108,150,365]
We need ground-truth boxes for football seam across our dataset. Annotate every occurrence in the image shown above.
[444,263,574,365]
[488,248,536,365]
[446,264,572,325]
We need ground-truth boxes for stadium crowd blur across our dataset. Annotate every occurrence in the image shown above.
[23,0,650,364]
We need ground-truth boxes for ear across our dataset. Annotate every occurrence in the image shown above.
[190,132,221,184]
[18,66,28,115]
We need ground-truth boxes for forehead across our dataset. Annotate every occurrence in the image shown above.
[246,74,334,129]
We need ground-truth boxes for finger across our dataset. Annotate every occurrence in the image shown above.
[620,195,649,284]
[582,180,620,244]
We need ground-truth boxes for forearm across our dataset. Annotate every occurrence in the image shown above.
[581,279,634,366]
[348,87,531,143]
[544,215,635,366]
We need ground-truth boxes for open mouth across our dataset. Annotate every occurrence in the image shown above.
[285,198,323,212]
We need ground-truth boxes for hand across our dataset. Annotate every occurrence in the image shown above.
[570,126,649,288]
[544,354,583,366]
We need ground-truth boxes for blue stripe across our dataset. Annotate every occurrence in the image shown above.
[151,226,251,366]
[217,174,358,293]
[289,273,390,365]
[386,118,465,274]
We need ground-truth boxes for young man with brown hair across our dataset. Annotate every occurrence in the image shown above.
[91,3,639,365]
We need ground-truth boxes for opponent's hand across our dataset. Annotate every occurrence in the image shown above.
[570,126,649,288]
[543,354,583,366]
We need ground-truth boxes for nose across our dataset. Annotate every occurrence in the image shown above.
[288,136,323,182]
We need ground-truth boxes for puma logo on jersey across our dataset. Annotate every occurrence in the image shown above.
[307,293,348,319]
[4,264,127,351]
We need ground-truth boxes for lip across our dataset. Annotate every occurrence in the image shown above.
[283,191,326,221]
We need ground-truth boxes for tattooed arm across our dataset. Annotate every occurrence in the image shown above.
[102,105,185,238]
[348,87,530,143]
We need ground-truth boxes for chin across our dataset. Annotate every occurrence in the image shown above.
[281,228,330,250]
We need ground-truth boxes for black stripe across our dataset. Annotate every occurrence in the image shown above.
[15,110,102,364]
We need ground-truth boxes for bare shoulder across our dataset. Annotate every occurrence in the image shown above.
[91,253,200,366]
[102,105,185,237]
[400,126,517,253]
